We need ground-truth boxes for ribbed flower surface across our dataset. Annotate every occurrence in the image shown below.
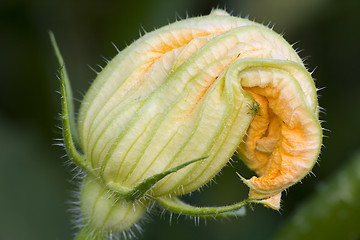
[77,9,322,204]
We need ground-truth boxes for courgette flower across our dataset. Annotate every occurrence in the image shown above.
[51,9,322,239]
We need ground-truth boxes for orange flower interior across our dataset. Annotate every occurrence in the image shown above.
[238,68,322,209]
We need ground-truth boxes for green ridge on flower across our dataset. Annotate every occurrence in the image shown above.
[51,9,322,239]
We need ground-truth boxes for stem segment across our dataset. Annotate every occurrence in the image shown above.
[74,225,104,240]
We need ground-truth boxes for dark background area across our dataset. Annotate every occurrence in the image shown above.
[1,0,359,239]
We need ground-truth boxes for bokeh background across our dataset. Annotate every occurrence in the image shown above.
[1,0,360,239]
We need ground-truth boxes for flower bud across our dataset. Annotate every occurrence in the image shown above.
[79,175,147,238]
[54,9,322,238]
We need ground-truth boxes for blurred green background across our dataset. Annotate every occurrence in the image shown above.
[1,0,360,239]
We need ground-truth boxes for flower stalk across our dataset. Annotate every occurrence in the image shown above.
[52,9,322,239]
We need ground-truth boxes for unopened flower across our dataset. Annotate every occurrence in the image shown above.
[51,9,322,239]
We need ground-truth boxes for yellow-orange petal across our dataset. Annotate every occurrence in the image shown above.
[237,60,322,205]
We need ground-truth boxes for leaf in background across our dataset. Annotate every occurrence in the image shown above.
[275,151,360,240]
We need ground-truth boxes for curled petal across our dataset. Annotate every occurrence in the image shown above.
[236,60,322,206]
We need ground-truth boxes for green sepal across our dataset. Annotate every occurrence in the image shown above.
[50,31,90,171]
[107,156,208,202]
[49,31,81,149]
[155,195,254,218]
